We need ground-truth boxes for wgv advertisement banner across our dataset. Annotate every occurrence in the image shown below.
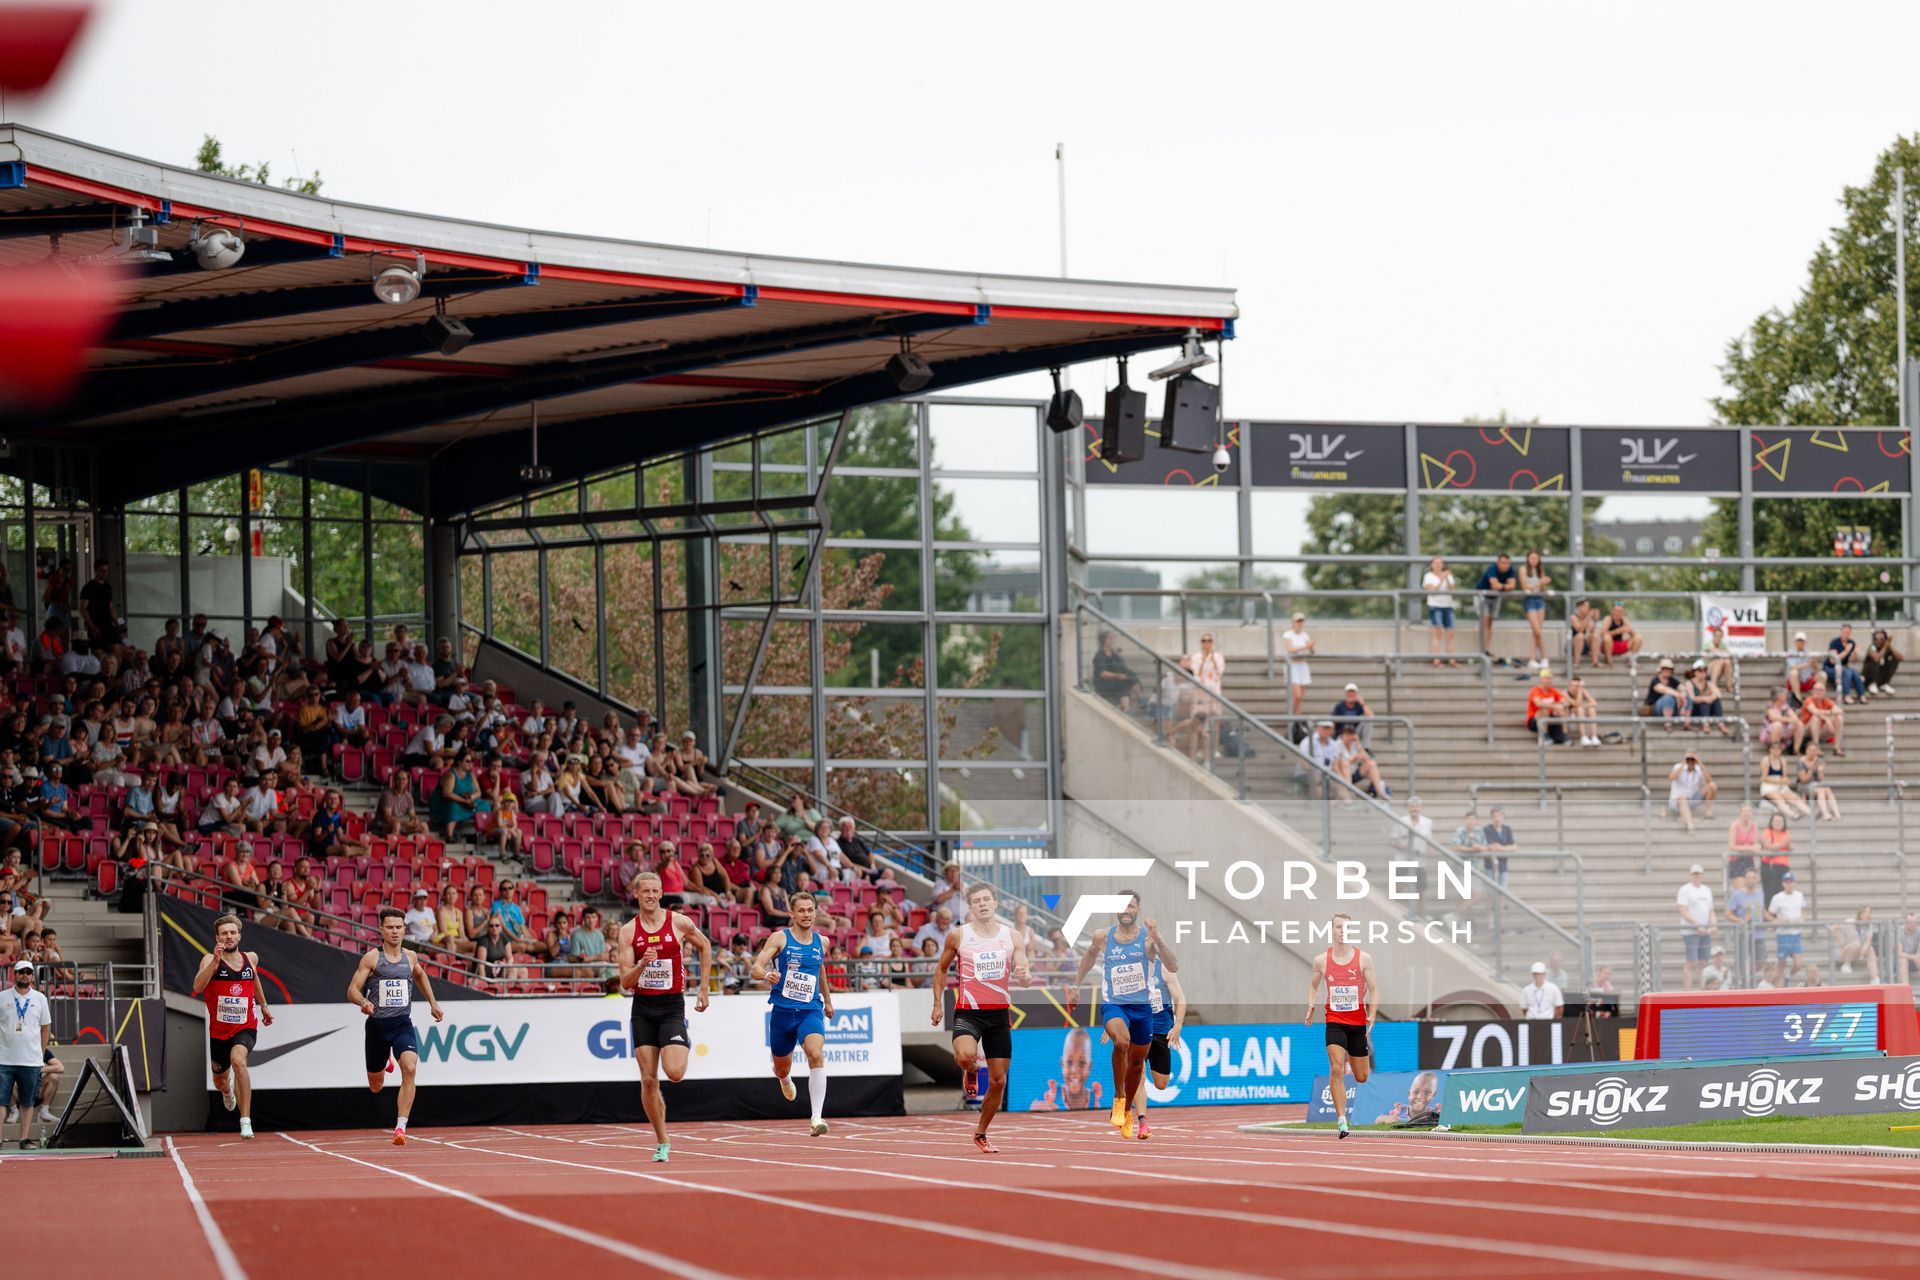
[210,993,902,1090]
[1523,1054,1920,1133]
[1006,1022,1415,1111]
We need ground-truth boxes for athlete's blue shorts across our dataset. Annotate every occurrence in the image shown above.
[365,1018,419,1072]
[767,1005,826,1057]
[1151,1008,1176,1038]
[1104,1004,1153,1047]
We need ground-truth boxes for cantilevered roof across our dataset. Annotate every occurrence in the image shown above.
[0,125,1237,518]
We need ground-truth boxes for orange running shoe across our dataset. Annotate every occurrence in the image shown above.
[1120,1112,1137,1139]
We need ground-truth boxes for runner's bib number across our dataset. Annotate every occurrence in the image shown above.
[215,995,249,1025]
[973,950,1006,983]
[1110,961,1146,997]
[1329,984,1360,1013]
[1150,983,1164,1014]
[377,978,409,1009]
[781,969,819,1004]
[638,959,676,991]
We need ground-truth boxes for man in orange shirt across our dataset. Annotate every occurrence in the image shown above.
[1798,673,1845,756]
[1525,668,1568,745]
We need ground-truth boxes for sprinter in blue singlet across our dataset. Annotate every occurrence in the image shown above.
[1064,892,1178,1139]
[748,889,836,1135]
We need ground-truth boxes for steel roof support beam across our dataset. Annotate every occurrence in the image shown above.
[105,267,521,342]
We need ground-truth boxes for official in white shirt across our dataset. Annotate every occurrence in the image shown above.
[1520,961,1563,1020]
[0,959,53,1148]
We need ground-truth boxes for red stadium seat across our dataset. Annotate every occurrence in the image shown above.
[581,864,604,897]
[95,860,117,898]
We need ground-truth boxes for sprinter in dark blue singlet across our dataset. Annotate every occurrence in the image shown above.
[1127,952,1186,1140]
[1065,892,1177,1139]
[347,906,444,1145]
[749,890,834,1136]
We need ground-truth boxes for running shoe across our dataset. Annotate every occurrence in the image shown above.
[221,1086,236,1112]
[1135,1118,1152,1140]
[810,1120,829,1137]
[972,1133,999,1154]
[652,1143,671,1163]
[392,1126,407,1146]
[963,1070,979,1102]
[1337,1118,1350,1140]
[1120,1112,1137,1139]
[1109,1100,1127,1129]
[778,1074,796,1102]
[239,1119,253,1140]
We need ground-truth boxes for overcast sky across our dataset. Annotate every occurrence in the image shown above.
[13,1,1918,439]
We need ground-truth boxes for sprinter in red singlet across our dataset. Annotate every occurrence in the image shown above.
[931,882,1030,1153]
[1303,911,1378,1138]
[190,913,273,1139]
[616,870,711,1163]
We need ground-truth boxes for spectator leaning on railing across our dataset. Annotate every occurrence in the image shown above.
[1474,553,1517,661]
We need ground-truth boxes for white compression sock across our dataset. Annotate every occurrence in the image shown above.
[809,1066,828,1122]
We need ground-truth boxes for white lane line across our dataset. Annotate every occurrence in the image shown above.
[536,1131,1867,1280]
[275,1133,739,1280]
[438,1135,1265,1280]
[165,1137,248,1280]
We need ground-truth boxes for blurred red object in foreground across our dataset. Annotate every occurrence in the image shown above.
[0,4,93,92]
[0,260,121,414]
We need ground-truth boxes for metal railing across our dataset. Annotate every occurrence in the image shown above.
[724,759,939,885]
[31,960,157,1047]
[1532,714,1753,853]
[1074,601,1579,985]
[1469,782,1651,885]
[1620,916,1913,996]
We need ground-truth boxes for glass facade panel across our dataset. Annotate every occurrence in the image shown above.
[928,403,1036,473]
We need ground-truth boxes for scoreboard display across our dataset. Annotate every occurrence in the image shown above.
[1657,1002,1880,1059]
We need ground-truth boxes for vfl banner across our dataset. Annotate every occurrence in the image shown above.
[1081,420,1242,487]
[1307,1069,1446,1124]
[1583,428,1739,495]
[1749,429,1911,495]
[1699,594,1769,658]
[1417,1017,1623,1070]
[1416,424,1571,493]
[1523,1054,1920,1133]
[1246,423,1406,489]
[213,994,902,1090]
[1006,1022,1415,1111]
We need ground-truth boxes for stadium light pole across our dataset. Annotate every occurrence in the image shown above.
[1897,168,1907,434]
[1055,142,1068,279]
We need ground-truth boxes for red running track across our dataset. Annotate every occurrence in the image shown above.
[14,1104,1920,1279]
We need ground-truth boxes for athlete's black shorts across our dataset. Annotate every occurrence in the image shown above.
[952,1007,1012,1060]
[1324,1021,1371,1058]
[365,1018,419,1072]
[1147,1032,1171,1077]
[630,993,690,1051]
[209,1029,256,1074]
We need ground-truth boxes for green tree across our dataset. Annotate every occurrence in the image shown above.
[1705,135,1918,614]
[193,134,323,194]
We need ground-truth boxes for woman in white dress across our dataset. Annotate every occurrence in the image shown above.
[1282,611,1314,719]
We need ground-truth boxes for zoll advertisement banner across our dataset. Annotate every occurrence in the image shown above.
[1699,594,1769,657]
[210,993,901,1090]
[1522,1054,1920,1133]
[1417,1017,1623,1070]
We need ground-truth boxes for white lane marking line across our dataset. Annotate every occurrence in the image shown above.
[441,1135,1264,1280]
[274,1133,739,1280]
[166,1137,248,1280]
[540,1130,1864,1280]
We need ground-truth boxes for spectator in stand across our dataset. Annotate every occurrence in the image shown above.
[686,844,730,909]
[1785,632,1820,703]
[1797,743,1841,822]
[1725,804,1762,882]
[1829,906,1881,980]
[1421,556,1458,667]
[930,861,967,913]
[1799,674,1845,756]
[913,906,955,954]
[431,885,469,955]
[374,767,426,837]
[490,879,547,957]
[1335,724,1389,801]
[1726,867,1767,972]
[1759,740,1810,820]
[1595,603,1643,667]
[309,789,367,860]
[489,791,525,860]
[219,840,267,919]
[1517,550,1552,668]
[716,838,754,905]
[431,752,480,841]
[1675,863,1715,988]
[1281,611,1314,720]
[37,764,83,832]
[1825,623,1867,705]
[1474,553,1518,661]
[240,771,289,837]
[1451,804,1485,858]
[1687,660,1728,735]
[403,889,436,946]
[1189,631,1226,716]
[1165,655,1210,762]
[1769,871,1807,977]
[1700,625,1735,689]
[1330,682,1375,749]
[1799,963,1824,988]
[1758,812,1795,902]
[870,882,908,931]
[1520,962,1563,1019]
[1543,951,1570,989]
[1666,748,1716,834]
[472,912,515,981]
[1700,945,1729,989]
[1091,631,1143,711]
[78,559,118,647]
[557,907,612,983]
[329,688,371,756]
[459,884,492,946]
[0,611,25,677]
[836,816,874,878]
[1295,720,1342,796]
[733,800,763,849]
[1756,691,1801,754]
[803,818,852,883]
[1863,628,1902,695]
[1563,673,1600,746]
[1481,806,1515,885]
[1898,910,1920,986]
[1010,902,1040,973]
[402,716,454,771]
[1526,667,1568,745]
[776,792,820,841]
[1566,597,1600,670]
[1646,657,1691,725]
[757,876,791,930]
